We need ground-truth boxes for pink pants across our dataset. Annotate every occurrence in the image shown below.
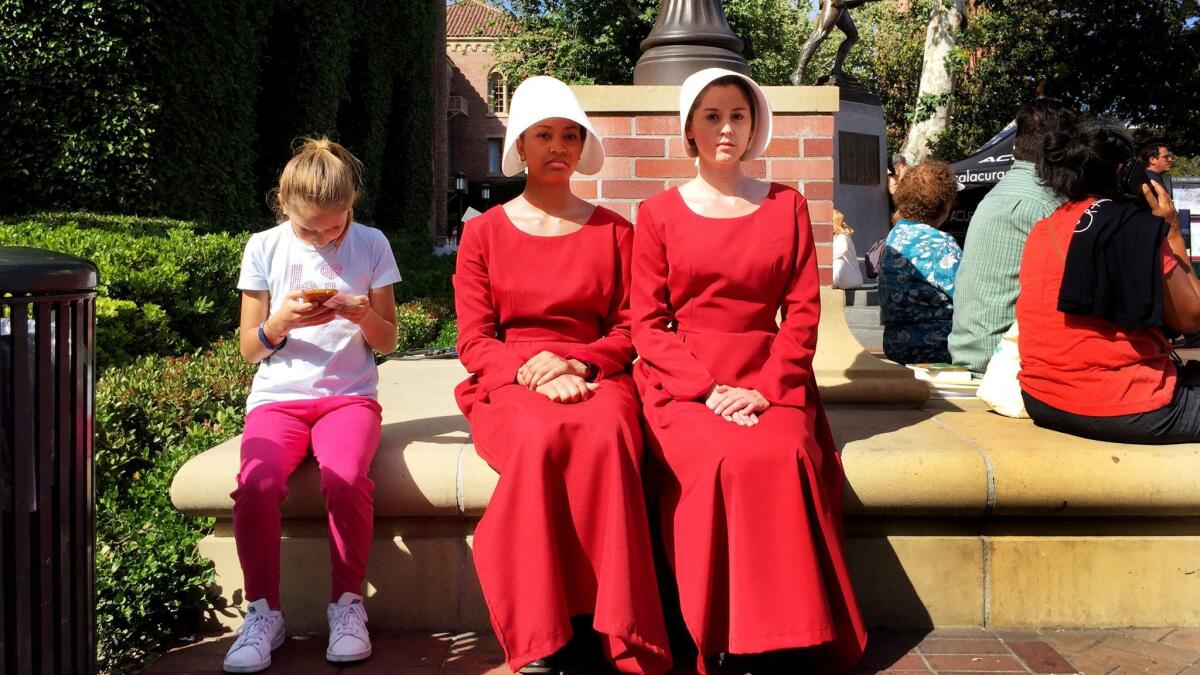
[232,395,382,609]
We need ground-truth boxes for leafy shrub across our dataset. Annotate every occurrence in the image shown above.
[0,212,247,367]
[95,339,256,672]
[4,210,228,236]
[3,211,462,366]
[395,310,437,351]
[94,297,177,368]
[431,320,458,350]
[395,296,455,352]
[395,298,442,352]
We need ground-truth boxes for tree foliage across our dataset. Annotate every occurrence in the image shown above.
[495,0,1200,161]
[496,0,806,85]
[833,0,1200,158]
[938,0,1200,159]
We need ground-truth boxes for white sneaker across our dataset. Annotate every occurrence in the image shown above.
[224,598,285,673]
[326,592,372,663]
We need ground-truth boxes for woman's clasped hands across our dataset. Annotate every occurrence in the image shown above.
[517,350,599,403]
[706,384,770,426]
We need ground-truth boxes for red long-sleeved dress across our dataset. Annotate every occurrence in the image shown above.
[454,205,671,674]
[631,185,867,674]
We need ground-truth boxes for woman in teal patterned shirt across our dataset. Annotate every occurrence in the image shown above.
[880,161,963,364]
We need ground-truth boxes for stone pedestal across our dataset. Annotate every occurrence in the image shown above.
[831,87,891,261]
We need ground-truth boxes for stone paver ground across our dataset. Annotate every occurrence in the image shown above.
[143,627,1200,674]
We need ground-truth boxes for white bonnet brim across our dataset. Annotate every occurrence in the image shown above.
[502,76,605,177]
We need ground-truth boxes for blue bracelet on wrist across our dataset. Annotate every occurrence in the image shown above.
[258,323,287,352]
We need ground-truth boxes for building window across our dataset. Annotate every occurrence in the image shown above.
[487,71,509,115]
[487,138,503,175]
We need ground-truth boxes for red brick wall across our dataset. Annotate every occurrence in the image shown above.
[573,113,837,286]
[446,42,511,184]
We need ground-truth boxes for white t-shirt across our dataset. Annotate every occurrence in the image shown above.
[237,221,402,412]
[831,232,864,289]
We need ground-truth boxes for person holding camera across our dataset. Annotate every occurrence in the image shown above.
[1016,119,1200,443]
[1142,140,1175,197]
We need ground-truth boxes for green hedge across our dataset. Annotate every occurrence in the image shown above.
[2,212,459,367]
[95,297,178,369]
[95,339,256,672]
[396,297,453,351]
[0,1,438,235]
[391,231,456,304]
[0,212,248,368]
[0,1,156,215]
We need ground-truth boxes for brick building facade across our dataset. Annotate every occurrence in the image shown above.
[445,0,519,204]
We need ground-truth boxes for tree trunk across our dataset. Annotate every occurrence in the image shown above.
[900,0,968,163]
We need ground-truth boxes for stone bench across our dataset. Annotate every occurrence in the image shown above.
[171,291,1200,632]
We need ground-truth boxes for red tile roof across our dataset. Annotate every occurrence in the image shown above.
[446,0,518,38]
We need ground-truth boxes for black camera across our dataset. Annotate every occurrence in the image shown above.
[1118,160,1154,210]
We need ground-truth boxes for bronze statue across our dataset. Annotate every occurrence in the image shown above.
[790,0,883,86]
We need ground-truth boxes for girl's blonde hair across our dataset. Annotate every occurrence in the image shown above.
[274,137,364,221]
[832,208,853,236]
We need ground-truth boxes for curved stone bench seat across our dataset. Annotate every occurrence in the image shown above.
[172,383,497,518]
[835,408,1200,517]
[172,385,1200,522]
[171,291,1200,632]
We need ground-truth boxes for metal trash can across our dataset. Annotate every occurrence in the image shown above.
[1,247,98,674]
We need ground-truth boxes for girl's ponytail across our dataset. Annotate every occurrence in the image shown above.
[274,137,364,221]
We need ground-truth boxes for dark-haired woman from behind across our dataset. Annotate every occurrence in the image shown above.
[1016,118,1200,443]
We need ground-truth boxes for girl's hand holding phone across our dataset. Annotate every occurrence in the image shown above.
[270,290,337,333]
[331,294,372,324]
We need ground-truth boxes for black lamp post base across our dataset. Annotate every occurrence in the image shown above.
[633,0,748,86]
[634,45,750,85]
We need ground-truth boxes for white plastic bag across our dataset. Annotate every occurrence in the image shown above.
[831,232,864,289]
[976,320,1029,418]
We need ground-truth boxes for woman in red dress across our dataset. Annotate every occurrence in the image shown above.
[454,76,671,675]
[631,68,867,673]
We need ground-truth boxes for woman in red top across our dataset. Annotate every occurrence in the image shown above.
[631,68,866,674]
[1017,118,1200,442]
[454,77,670,674]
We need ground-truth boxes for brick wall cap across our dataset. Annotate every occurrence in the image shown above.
[571,85,839,114]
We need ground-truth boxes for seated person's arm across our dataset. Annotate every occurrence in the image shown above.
[1163,264,1200,334]
[1148,180,1200,333]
